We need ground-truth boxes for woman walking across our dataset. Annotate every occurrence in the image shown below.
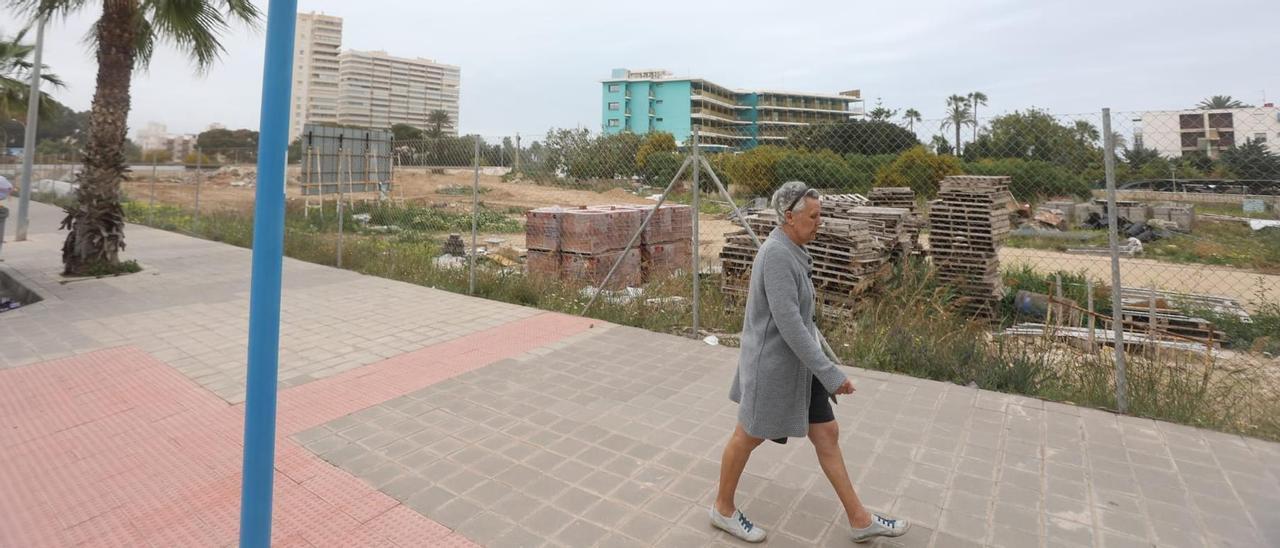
[709,181,910,544]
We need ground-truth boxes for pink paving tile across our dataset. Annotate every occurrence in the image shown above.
[0,312,596,547]
[274,312,597,435]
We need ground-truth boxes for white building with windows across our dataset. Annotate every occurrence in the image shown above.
[337,50,460,135]
[289,12,461,141]
[1135,105,1280,159]
[290,12,343,141]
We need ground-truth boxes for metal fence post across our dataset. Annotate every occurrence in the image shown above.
[149,159,157,225]
[15,17,44,243]
[1102,108,1128,413]
[691,127,701,338]
[194,146,203,232]
[514,133,521,174]
[469,136,480,294]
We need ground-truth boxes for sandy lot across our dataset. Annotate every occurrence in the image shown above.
[119,168,1280,308]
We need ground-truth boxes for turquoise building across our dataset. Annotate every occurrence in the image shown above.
[601,68,863,150]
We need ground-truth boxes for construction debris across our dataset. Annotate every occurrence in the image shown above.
[1002,323,1220,355]
[1151,204,1195,231]
[1066,237,1143,257]
[928,175,1013,318]
[1031,208,1068,231]
[1119,287,1251,322]
[442,233,466,256]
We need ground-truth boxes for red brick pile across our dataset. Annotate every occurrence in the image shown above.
[525,204,693,289]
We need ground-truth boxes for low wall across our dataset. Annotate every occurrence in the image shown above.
[1090,190,1279,207]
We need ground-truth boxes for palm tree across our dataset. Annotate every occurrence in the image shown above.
[1197,95,1250,110]
[7,2,260,275]
[967,91,987,141]
[940,94,972,155]
[902,108,922,131]
[1072,120,1100,144]
[427,109,452,139]
[0,27,64,149]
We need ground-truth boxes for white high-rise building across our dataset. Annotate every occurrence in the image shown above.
[290,12,343,141]
[337,51,461,135]
[289,12,461,141]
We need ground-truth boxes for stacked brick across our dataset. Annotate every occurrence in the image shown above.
[617,204,694,281]
[928,175,1014,318]
[525,204,692,289]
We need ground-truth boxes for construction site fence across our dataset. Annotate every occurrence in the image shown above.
[13,107,1280,420]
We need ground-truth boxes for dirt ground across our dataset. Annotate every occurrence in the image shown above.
[121,167,654,214]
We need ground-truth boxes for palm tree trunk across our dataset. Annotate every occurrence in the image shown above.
[63,0,137,275]
[972,104,978,142]
[955,125,962,156]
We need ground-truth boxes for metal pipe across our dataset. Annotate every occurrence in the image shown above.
[469,136,479,294]
[238,2,298,545]
[15,17,46,241]
[1102,108,1129,413]
[691,127,701,338]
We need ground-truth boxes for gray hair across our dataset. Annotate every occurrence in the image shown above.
[771,181,820,220]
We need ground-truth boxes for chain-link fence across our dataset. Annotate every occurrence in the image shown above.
[21,105,1280,440]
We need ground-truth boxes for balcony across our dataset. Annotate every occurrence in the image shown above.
[691,108,750,124]
[691,93,748,110]
[691,125,750,140]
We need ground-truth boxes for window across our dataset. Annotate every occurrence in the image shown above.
[607,119,621,127]
[1255,132,1267,143]
[1179,113,1204,130]
[608,84,621,92]
[608,102,621,111]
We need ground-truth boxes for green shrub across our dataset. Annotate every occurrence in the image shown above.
[775,149,860,191]
[843,154,897,193]
[964,157,1090,201]
[873,145,963,197]
[717,145,787,196]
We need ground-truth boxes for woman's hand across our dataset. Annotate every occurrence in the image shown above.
[835,379,856,395]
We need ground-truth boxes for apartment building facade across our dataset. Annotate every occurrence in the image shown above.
[1135,105,1280,159]
[601,68,863,149]
[290,12,342,141]
[289,12,461,142]
[337,51,461,135]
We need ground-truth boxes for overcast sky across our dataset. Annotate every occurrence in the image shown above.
[3,0,1277,140]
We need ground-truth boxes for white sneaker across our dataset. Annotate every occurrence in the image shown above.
[709,507,767,543]
[851,514,910,543]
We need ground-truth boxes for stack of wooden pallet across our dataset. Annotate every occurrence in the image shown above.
[843,206,916,260]
[868,187,923,256]
[819,193,870,219]
[868,187,917,211]
[928,175,1014,318]
[720,209,889,319]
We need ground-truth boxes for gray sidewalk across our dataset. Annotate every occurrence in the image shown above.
[298,324,1280,548]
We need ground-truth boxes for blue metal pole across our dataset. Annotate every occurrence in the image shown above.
[239,1,297,546]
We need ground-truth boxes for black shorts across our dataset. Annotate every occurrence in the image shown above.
[771,375,835,444]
